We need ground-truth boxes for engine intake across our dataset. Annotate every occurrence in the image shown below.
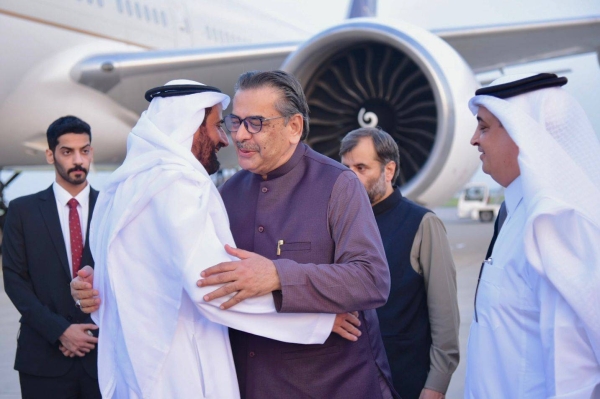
[283,19,481,206]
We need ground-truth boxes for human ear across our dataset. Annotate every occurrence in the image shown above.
[45,149,55,165]
[287,114,303,144]
[384,161,396,183]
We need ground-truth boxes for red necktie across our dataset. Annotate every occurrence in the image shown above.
[67,198,83,278]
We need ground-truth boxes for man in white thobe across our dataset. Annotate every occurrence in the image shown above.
[465,73,600,398]
[84,80,357,399]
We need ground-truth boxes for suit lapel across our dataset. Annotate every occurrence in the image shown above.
[39,185,71,279]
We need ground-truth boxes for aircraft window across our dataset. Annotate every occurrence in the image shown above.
[161,11,167,26]
[87,0,93,4]
[135,2,141,19]
[152,8,158,24]
[97,0,103,7]
[116,0,123,13]
[144,5,150,21]
[125,0,132,16]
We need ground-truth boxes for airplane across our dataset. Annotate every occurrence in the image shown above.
[1,0,599,226]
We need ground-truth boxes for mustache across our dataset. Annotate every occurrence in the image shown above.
[68,165,88,174]
[235,141,260,152]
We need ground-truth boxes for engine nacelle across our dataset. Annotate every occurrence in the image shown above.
[282,19,481,207]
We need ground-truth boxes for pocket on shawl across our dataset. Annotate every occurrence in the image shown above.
[476,264,504,330]
[279,242,311,252]
[278,241,313,263]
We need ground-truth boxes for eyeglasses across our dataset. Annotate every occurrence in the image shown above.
[223,114,287,134]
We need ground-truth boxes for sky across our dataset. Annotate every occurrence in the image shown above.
[2,0,600,200]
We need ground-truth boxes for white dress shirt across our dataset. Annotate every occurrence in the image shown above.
[53,181,89,276]
[465,176,600,398]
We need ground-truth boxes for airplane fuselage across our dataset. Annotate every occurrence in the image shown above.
[0,0,309,168]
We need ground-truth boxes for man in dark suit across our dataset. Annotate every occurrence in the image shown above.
[2,116,101,399]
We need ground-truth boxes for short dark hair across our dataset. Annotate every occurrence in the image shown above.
[47,116,91,151]
[234,70,310,140]
[339,127,401,184]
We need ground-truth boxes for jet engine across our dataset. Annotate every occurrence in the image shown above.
[282,19,481,207]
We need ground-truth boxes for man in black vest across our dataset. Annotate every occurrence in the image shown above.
[2,116,100,398]
[340,127,459,399]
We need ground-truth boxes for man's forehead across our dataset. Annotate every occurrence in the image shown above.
[345,137,378,161]
[56,133,91,146]
[477,106,498,122]
[212,102,224,115]
[232,87,279,111]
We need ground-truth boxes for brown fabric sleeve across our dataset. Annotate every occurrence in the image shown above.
[410,212,460,393]
[272,171,390,313]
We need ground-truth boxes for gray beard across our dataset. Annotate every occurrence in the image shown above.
[366,171,387,205]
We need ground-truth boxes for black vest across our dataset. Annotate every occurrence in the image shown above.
[373,188,431,399]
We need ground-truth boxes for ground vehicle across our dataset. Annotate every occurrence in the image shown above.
[457,183,501,222]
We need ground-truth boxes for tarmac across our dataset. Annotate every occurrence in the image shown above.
[0,206,492,399]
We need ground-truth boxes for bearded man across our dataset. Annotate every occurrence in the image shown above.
[2,116,101,399]
[340,127,459,399]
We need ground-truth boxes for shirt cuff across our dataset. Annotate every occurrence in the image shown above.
[272,258,306,312]
[424,369,453,394]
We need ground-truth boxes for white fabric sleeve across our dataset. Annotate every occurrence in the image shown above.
[527,210,600,397]
[155,181,335,345]
[538,280,600,398]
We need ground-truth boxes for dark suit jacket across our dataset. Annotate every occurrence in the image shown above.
[2,185,99,377]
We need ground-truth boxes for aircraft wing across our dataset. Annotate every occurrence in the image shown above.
[71,42,299,115]
[67,15,600,207]
[72,16,600,115]
[435,16,600,73]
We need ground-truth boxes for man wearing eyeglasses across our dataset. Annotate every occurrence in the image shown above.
[198,70,398,399]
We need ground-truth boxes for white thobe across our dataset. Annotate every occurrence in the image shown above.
[90,115,335,399]
[465,176,600,398]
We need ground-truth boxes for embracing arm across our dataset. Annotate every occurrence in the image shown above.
[273,172,390,314]
[160,183,343,345]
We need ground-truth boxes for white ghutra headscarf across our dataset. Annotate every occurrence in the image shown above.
[469,75,600,363]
